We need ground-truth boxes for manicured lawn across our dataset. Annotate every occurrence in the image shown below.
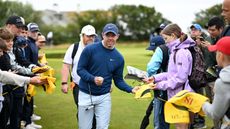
[33,42,212,129]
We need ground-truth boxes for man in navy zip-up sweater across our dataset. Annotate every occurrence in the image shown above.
[77,23,139,129]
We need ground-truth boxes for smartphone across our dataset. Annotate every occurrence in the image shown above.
[199,37,205,41]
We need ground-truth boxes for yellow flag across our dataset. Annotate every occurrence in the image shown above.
[32,65,49,73]
[27,84,36,102]
[164,101,190,123]
[40,76,56,94]
[168,90,208,116]
[39,53,48,64]
[135,84,152,99]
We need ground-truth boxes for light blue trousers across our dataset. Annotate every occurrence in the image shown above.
[78,91,111,129]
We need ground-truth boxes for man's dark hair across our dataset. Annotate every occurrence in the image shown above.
[207,16,225,30]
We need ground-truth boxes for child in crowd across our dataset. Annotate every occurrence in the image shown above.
[144,24,195,129]
[202,36,230,129]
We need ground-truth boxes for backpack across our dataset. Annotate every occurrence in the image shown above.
[69,43,79,82]
[158,44,169,73]
[174,45,207,91]
[155,44,169,99]
[71,43,79,61]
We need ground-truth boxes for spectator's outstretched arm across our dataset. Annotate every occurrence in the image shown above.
[0,70,30,86]
[0,70,45,86]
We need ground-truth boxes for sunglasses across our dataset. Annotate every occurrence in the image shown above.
[85,35,96,38]
[38,41,46,43]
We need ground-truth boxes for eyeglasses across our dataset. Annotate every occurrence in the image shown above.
[38,41,46,43]
[85,35,95,38]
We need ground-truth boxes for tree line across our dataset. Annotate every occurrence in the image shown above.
[0,0,222,45]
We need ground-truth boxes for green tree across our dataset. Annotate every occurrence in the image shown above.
[193,4,222,28]
[75,10,115,37]
[110,5,170,41]
[0,0,42,26]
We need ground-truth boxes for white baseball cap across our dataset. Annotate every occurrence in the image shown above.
[81,25,97,36]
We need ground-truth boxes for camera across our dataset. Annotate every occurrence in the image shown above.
[199,37,205,41]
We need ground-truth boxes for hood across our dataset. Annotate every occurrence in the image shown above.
[176,36,196,49]
[219,65,230,83]
[167,39,180,53]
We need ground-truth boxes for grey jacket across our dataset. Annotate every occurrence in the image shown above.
[0,70,30,112]
[202,65,230,129]
[7,50,34,75]
[0,70,30,86]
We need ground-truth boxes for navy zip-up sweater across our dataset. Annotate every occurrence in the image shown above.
[25,37,39,65]
[77,42,133,95]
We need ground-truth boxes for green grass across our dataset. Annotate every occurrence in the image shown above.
[33,42,213,129]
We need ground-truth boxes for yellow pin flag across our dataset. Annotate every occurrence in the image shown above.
[41,67,54,77]
[39,76,56,94]
[164,101,190,123]
[27,84,36,102]
[168,90,209,115]
[46,76,56,94]
[32,65,49,73]
[134,84,153,99]
[39,53,48,64]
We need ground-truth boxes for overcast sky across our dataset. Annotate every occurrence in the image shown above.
[14,0,223,32]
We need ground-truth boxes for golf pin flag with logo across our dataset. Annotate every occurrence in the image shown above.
[164,90,209,123]
[168,90,209,115]
[164,101,190,123]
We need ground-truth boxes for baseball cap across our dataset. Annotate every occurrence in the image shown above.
[146,36,165,50]
[15,36,28,47]
[208,36,230,55]
[103,23,118,35]
[81,25,97,36]
[37,35,47,43]
[159,23,166,29]
[6,15,25,27]
[27,23,40,32]
[190,23,202,31]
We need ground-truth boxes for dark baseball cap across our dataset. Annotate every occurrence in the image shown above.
[27,23,40,32]
[103,23,119,35]
[6,15,25,27]
[146,36,165,51]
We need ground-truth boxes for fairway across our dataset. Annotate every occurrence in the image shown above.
[33,42,212,129]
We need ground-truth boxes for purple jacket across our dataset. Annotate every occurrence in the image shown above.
[154,37,195,99]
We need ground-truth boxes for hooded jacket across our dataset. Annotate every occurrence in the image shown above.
[154,36,195,99]
[202,65,230,128]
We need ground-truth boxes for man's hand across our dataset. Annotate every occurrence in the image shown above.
[61,84,68,94]
[142,76,155,84]
[30,76,47,85]
[201,41,211,48]
[131,86,140,94]
[94,76,104,86]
